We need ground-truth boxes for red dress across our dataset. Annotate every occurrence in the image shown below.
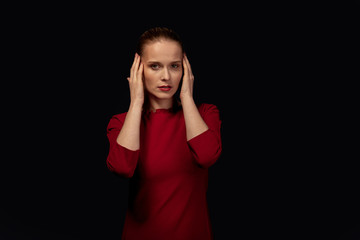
[106,103,222,240]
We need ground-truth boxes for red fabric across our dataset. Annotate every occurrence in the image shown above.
[106,103,222,240]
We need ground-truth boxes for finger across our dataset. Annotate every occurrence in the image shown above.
[130,54,136,79]
[183,56,193,81]
[131,53,137,69]
[184,54,193,76]
[136,63,144,80]
[183,56,189,78]
[130,53,137,72]
[130,54,140,79]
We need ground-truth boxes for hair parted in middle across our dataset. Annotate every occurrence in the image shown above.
[136,27,184,56]
[136,27,184,113]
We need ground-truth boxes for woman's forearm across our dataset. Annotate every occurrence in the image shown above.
[181,96,209,141]
[116,101,143,151]
[117,53,144,151]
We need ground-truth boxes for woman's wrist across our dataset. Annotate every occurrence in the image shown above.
[129,99,144,111]
[180,95,196,110]
[180,94,194,103]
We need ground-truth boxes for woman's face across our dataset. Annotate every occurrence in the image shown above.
[141,40,183,101]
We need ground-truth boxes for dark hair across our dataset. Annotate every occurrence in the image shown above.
[137,27,184,114]
[136,27,184,56]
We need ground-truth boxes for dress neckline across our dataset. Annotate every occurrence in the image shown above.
[152,108,172,113]
[145,108,173,115]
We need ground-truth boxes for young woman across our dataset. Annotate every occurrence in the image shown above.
[106,27,222,240]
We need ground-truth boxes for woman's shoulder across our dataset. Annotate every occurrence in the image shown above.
[197,103,220,114]
[111,112,128,122]
[107,112,128,131]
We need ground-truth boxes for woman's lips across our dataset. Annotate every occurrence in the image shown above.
[158,86,172,91]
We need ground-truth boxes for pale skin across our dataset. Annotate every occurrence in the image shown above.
[116,40,208,150]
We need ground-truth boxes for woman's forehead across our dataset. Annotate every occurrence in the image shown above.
[142,40,182,62]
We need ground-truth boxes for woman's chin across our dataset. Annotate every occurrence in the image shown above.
[150,90,176,100]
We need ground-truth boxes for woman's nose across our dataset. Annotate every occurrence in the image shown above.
[161,68,170,81]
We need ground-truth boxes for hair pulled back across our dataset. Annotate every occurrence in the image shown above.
[136,27,184,113]
[136,27,184,56]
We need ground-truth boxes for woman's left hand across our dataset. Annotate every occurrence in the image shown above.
[180,54,194,100]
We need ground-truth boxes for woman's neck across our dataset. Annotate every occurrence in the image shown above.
[148,97,173,112]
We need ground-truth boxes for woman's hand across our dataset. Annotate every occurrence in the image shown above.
[180,54,194,100]
[180,54,209,140]
[127,53,144,106]
[117,53,144,151]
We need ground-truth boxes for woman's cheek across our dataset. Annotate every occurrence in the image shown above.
[143,69,153,90]
[144,69,155,84]
[174,71,183,84]
[143,68,150,80]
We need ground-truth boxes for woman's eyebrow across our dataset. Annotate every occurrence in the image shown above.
[147,60,182,64]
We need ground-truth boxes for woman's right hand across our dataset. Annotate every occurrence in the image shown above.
[117,53,144,151]
[127,53,144,106]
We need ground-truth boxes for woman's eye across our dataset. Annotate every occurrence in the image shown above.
[171,64,179,69]
[151,64,160,70]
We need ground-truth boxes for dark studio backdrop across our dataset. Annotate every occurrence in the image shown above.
[2,2,359,240]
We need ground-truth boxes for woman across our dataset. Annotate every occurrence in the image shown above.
[106,27,222,240]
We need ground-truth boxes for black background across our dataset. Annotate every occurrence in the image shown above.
[1,2,359,240]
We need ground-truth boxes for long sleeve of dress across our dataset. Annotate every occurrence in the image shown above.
[187,103,222,168]
[106,113,139,178]
[107,103,222,240]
